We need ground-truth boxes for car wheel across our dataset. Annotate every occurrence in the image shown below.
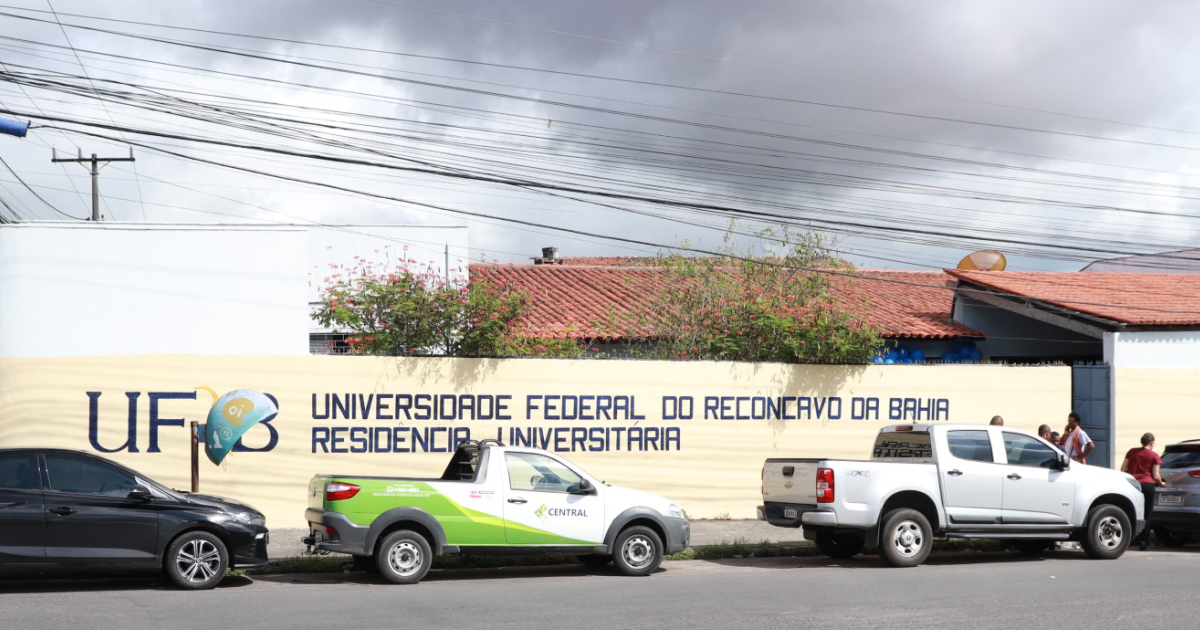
[165,531,229,590]
[879,508,932,568]
[1012,540,1054,555]
[1153,526,1192,547]
[815,532,865,559]
[376,530,433,584]
[1080,505,1131,559]
[577,554,612,569]
[612,526,663,576]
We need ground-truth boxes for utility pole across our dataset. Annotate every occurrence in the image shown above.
[51,147,135,221]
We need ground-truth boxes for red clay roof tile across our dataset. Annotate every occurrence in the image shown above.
[471,263,977,340]
[946,270,1200,326]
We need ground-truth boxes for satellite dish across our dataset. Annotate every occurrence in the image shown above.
[957,250,1006,271]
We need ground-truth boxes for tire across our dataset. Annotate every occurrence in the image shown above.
[375,530,433,584]
[577,554,612,569]
[1153,526,1192,547]
[165,530,229,590]
[815,533,865,559]
[1080,504,1132,560]
[1012,540,1054,556]
[878,508,932,568]
[612,526,663,576]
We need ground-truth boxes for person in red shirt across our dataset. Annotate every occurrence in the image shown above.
[1121,432,1166,550]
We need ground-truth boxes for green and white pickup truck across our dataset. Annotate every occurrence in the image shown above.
[302,440,690,583]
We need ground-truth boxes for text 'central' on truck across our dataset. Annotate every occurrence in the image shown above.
[302,440,689,583]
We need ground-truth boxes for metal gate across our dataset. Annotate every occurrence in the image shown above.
[1072,364,1112,468]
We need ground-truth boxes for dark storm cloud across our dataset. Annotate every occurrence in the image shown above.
[3,0,1199,269]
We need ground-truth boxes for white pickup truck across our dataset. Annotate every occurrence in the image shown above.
[761,424,1145,567]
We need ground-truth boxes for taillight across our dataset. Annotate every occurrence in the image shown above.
[761,466,765,496]
[326,482,360,501]
[1188,471,1200,478]
[817,468,835,503]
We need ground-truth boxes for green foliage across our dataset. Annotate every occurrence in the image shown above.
[643,228,884,364]
[313,251,581,358]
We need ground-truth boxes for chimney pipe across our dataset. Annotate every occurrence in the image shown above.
[534,247,563,265]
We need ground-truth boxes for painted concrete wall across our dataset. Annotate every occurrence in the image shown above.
[1104,331,1200,369]
[0,222,471,356]
[1112,367,1200,461]
[0,223,310,357]
[0,356,1072,527]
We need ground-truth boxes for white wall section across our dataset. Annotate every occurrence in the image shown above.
[0,222,310,357]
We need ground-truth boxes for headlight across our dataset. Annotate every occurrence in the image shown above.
[1125,476,1142,493]
[665,503,685,519]
[233,511,266,526]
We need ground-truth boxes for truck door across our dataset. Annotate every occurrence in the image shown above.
[940,429,1005,526]
[501,452,604,546]
[999,432,1075,525]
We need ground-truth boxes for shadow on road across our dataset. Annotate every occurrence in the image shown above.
[0,569,254,594]
[255,563,656,586]
[700,549,1113,570]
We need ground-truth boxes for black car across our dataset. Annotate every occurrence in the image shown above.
[0,448,269,589]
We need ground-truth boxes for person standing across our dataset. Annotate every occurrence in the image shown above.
[1121,433,1166,551]
[1037,424,1054,443]
[1060,412,1094,464]
[990,416,1004,426]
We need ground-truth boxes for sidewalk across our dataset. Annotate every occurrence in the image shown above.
[267,520,805,560]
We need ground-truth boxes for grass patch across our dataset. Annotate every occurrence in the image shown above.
[239,555,351,576]
[668,539,815,561]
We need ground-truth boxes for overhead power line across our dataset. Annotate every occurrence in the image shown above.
[362,0,1200,138]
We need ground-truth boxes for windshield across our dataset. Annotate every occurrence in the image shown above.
[1162,445,1200,469]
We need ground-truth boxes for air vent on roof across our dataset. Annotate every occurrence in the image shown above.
[533,247,563,265]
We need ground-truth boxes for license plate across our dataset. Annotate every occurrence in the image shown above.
[1159,493,1183,505]
[783,508,798,519]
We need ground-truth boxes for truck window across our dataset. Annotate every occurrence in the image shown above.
[947,430,994,463]
[872,432,933,459]
[506,452,584,493]
[1002,433,1059,468]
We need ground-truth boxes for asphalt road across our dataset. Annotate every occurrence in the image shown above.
[3,548,1198,630]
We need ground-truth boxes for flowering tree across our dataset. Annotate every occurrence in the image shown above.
[643,231,884,364]
[314,253,579,358]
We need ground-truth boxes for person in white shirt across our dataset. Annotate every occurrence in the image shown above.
[1059,412,1094,464]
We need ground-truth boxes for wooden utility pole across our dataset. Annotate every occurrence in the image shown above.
[51,148,135,221]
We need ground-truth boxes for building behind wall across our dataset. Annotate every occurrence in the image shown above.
[0,222,468,359]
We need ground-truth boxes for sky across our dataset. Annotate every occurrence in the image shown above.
[1,0,1199,271]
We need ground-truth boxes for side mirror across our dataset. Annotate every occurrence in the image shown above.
[128,485,153,501]
[1055,453,1070,470]
[572,479,596,495]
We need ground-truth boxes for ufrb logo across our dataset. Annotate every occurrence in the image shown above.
[86,389,279,454]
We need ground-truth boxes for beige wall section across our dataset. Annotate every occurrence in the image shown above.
[0,357,1071,528]
[1114,367,1200,461]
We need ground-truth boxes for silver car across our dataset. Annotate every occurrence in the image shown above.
[1152,440,1200,546]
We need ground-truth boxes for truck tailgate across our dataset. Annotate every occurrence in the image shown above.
[763,459,821,505]
[308,475,332,510]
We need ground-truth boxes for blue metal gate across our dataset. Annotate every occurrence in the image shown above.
[1072,364,1112,468]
